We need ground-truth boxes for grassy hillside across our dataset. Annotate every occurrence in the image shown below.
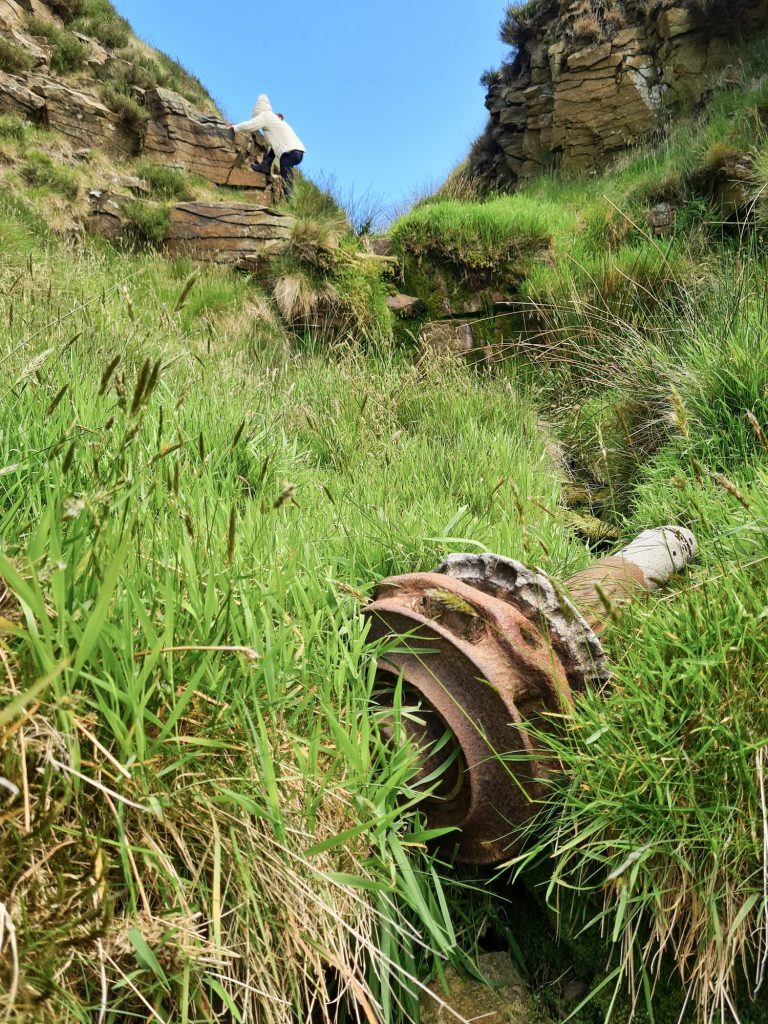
[0,190,586,1021]
[1,6,768,1024]
[32,0,216,112]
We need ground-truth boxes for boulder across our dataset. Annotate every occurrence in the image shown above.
[163,201,293,270]
[386,293,421,317]
[420,953,535,1024]
[143,87,270,191]
[86,188,132,242]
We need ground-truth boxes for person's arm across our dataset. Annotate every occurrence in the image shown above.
[230,112,270,134]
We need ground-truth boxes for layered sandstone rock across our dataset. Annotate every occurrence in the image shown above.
[0,5,274,199]
[0,69,45,120]
[473,0,768,188]
[86,187,133,242]
[143,87,269,190]
[164,201,293,270]
[30,75,138,155]
[0,0,25,29]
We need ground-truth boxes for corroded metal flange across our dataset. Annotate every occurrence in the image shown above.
[364,527,698,865]
[363,571,580,864]
[435,553,608,689]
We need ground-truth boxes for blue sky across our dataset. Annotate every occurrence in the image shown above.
[112,0,509,212]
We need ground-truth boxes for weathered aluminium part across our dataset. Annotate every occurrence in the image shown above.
[565,527,698,630]
[363,526,697,865]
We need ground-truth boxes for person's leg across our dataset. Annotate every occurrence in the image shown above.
[279,150,304,199]
[251,148,275,175]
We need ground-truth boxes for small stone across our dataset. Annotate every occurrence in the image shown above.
[420,953,535,1024]
[647,202,675,235]
[420,320,475,357]
[386,293,421,316]
[370,237,391,257]
[563,979,589,1005]
[114,173,150,195]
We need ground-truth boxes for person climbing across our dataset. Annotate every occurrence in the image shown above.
[229,95,305,199]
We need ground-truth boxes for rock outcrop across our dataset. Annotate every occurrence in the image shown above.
[0,1,275,199]
[472,0,768,189]
[32,74,138,155]
[87,193,293,267]
[164,202,293,270]
[143,87,269,190]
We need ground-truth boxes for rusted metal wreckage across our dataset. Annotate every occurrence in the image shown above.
[363,528,698,865]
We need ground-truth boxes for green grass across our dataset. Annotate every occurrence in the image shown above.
[0,195,581,1022]
[133,158,194,200]
[2,19,768,1021]
[65,0,132,50]
[26,16,89,75]
[19,150,80,199]
[0,36,36,75]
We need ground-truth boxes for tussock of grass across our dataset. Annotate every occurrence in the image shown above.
[0,36,36,75]
[123,198,170,245]
[19,150,79,198]
[133,158,193,201]
[100,82,149,130]
[271,176,393,344]
[26,16,89,75]
[392,194,564,270]
[62,0,132,50]
[0,113,32,144]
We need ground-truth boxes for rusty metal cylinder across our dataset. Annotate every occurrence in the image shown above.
[363,526,697,864]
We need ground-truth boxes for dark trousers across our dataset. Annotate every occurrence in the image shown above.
[279,149,304,198]
[252,149,304,198]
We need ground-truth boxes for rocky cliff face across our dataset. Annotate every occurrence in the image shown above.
[0,0,293,264]
[471,0,768,189]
